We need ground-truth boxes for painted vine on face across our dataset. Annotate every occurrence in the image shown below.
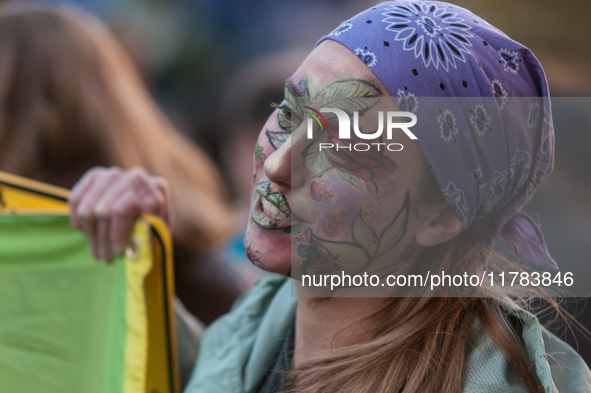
[287,192,411,279]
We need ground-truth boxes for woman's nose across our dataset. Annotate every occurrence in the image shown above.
[264,134,306,188]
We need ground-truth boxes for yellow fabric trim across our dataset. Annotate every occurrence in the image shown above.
[141,214,180,393]
[0,171,178,393]
[123,220,153,393]
[0,208,68,215]
[0,171,70,200]
[0,171,69,210]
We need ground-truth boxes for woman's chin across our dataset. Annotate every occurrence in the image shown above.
[247,250,292,276]
[244,220,293,275]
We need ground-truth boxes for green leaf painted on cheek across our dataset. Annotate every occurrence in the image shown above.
[284,86,304,121]
[299,73,311,101]
[323,96,380,116]
[303,144,333,177]
[375,193,410,256]
[315,80,380,114]
[315,239,370,271]
[336,168,364,190]
[352,213,378,256]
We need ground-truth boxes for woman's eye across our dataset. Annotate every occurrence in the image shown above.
[280,105,292,122]
[272,101,294,130]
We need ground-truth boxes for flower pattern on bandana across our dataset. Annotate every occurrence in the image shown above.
[382,2,474,71]
[354,47,377,67]
[498,48,520,74]
[491,79,508,110]
[437,109,459,142]
[330,21,353,37]
[396,89,419,113]
[470,104,492,137]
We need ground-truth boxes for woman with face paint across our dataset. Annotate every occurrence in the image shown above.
[70,2,591,392]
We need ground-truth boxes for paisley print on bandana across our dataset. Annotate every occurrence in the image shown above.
[437,109,459,142]
[354,47,377,67]
[396,89,419,113]
[491,79,508,110]
[330,21,353,37]
[498,48,520,74]
[442,182,470,226]
[508,150,532,192]
[470,104,492,137]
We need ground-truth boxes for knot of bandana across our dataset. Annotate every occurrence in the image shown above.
[317,1,557,269]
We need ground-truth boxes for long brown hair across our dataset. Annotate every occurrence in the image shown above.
[0,2,234,251]
[290,231,547,393]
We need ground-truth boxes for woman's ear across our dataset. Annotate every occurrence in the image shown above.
[415,203,462,247]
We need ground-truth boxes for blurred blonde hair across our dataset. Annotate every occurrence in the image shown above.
[290,233,545,393]
[0,2,234,251]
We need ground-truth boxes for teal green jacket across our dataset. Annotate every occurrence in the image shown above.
[184,274,591,393]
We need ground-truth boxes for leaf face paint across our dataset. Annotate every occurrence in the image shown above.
[291,193,410,277]
[288,87,426,286]
[244,41,431,281]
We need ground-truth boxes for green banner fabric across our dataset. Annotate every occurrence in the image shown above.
[0,214,128,393]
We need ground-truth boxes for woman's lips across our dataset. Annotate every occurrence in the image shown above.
[251,194,292,229]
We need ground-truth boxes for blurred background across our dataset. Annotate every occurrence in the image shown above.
[1,0,589,363]
[28,0,589,222]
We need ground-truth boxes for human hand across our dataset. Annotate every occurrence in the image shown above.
[68,166,172,262]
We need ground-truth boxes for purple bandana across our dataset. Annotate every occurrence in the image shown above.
[317,1,557,269]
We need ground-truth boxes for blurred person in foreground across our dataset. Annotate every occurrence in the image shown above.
[69,1,591,392]
[0,1,246,325]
